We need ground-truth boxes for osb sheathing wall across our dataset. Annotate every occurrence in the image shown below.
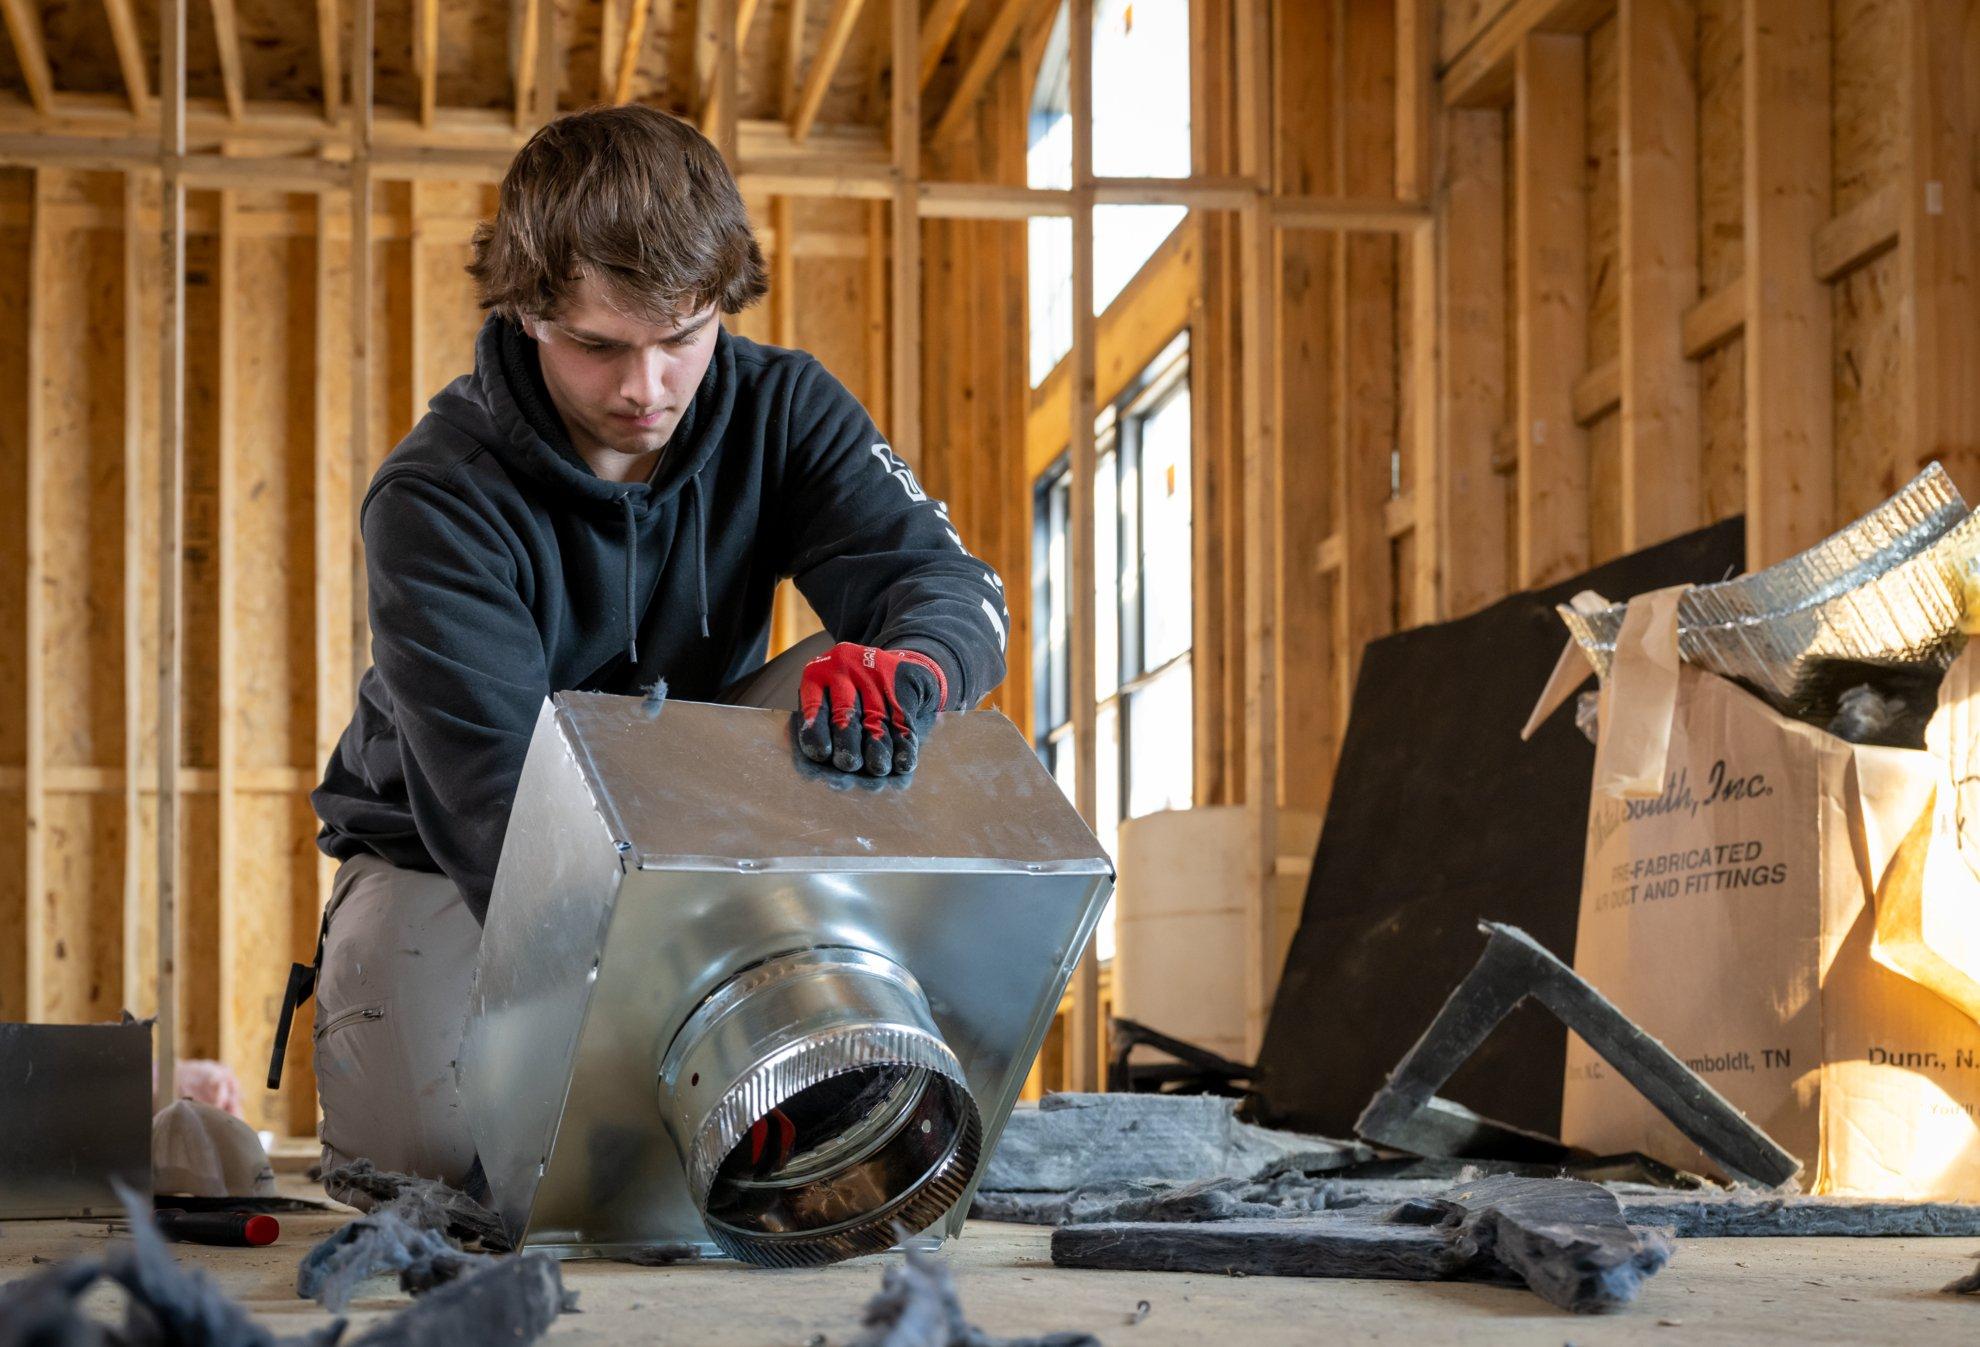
[1436,0,1980,609]
[0,167,888,1133]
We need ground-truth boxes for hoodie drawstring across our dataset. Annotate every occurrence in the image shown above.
[619,493,640,664]
[688,474,710,639]
[619,477,710,666]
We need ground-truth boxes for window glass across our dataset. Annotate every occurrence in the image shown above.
[1127,659,1194,818]
[1139,383,1193,669]
[1095,447,1120,698]
[1093,0,1192,180]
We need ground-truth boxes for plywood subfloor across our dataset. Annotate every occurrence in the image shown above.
[2,1191,1977,1343]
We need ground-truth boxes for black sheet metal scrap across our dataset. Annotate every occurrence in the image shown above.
[1051,1175,1672,1314]
[1355,922,1802,1189]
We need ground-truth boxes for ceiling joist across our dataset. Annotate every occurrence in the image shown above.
[512,0,539,129]
[0,0,55,116]
[102,0,149,115]
[317,0,341,118]
[780,0,808,119]
[611,0,652,104]
[206,0,247,121]
[930,0,1044,147]
[417,0,439,128]
[791,0,865,143]
[918,0,971,91]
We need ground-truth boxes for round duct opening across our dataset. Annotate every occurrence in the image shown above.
[657,947,983,1267]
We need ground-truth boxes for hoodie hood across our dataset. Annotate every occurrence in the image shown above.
[429,313,735,656]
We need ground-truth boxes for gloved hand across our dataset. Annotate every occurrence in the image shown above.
[798,642,948,777]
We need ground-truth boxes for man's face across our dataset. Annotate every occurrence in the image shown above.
[525,273,720,479]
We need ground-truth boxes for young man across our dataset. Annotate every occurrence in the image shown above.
[292,105,1009,1188]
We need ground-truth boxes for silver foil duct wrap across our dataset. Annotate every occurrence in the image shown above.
[1558,464,1978,722]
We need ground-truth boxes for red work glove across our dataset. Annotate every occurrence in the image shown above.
[798,643,948,777]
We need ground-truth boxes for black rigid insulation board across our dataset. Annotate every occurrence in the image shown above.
[1252,516,1747,1141]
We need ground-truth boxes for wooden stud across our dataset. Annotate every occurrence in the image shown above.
[213,184,239,1094]
[613,0,653,105]
[889,0,920,467]
[406,182,426,429]
[22,168,44,1021]
[350,0,372,696]
[1901,0,1980,491]
[771,194,796,345]
[155,0,187,1117]
[865,198,887,425]
[121,172,149,1017]
[1067,0,1100,1093]
[1513,32,1588,587]
[417,0,439,130]
[207,0,248,123]
[919,0,973,90]
[104,0,150,117]
[318,0,341,119]
[1236,0,1277,1058]
[1436,109,1510,617]
[1399,0,1440,621]
[0,0,55,117]
[1814,179,1900,283]
[1618,0,1700,552]
[791,0,867,144]
[931,0,1046,148]
[1742,0,1831,567]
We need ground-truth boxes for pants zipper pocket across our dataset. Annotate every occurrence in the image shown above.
[314,1005,383,1039]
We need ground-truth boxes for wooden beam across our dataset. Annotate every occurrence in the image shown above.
[1396,0,1434,202]
[613,0,652,105]
[417,0,439,129]
[1680,277,1743,358]
[1513,32,1588,587]
[318,0,341,118]
[791,0,866,144]
[1400,0,1440,623]
[704,0,740,162]
[889,0,920,465]
[513,0,541,130]
[1442,0,1613,108]
[155,0,187,1119]
[1438,108,1509,619]
[1572,357,1620,425]
[1742,0,1831,567]
[919,181,1072,217]
[781,0,808,118]
[1235,0,1276,1060]
[104,0,150,116]
[1027,219,1197,476]
[930,0,1041,147]
[23,168,45,1020]
[0,0,55,115]
[207,0,248,122]
[918,0,972,90]
[1617,0,1699,552]
[1813,180,1900,283]
[1901,0,1980,490]
[1067,0,1100,1087]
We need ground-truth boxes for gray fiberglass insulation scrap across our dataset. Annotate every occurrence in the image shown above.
[300,1163,521,1312]
[0,1181,573,1347]
[315,1162,507,1250]
[846,1244,1098,1347]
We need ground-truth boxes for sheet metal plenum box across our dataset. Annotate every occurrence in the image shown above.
[459,693,1113,1257]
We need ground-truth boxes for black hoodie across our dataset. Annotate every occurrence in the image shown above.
[311,314,1010,921]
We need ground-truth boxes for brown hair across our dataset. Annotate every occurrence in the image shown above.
[469,104,768,322]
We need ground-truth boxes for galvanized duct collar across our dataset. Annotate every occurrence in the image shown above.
[657,948,983,1267]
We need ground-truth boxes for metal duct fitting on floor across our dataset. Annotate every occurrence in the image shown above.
[458,693,1112,1264]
